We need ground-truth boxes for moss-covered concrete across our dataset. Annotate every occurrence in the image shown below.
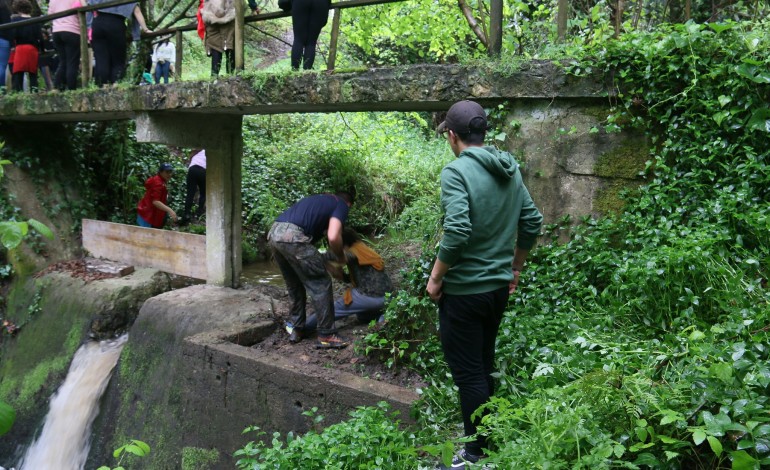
[87,285,418,470]
[181,447,220,470]
[0,61,611,122]
[594,142,651,179]
[0,269,171,468]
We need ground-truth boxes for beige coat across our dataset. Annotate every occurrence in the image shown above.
[201,0,235,52]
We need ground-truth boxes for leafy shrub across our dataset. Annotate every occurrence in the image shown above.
[234,403,422,469]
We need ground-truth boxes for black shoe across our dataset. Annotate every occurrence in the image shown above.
[437,449,486,469]
[316,334,349,349]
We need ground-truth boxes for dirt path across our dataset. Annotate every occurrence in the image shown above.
[250,24,294,70]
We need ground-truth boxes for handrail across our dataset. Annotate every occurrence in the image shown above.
[0,0,406,34]
[0,0,139,32]
[145,0,408,37]
[0,0,499,88]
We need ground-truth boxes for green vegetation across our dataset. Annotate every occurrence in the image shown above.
[1,1,768,468]
[234,16,770,470]
[97,439,151,470]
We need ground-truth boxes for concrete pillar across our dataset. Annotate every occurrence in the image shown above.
[135,113,243,287]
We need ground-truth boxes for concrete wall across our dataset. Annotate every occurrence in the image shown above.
[89,285,417,470]
[509,99,650,228]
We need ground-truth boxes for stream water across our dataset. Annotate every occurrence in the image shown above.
[240,260,284,287]
[17,334,128,470]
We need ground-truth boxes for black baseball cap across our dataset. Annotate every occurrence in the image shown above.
[158,163,174,172]
[437,100,488,134]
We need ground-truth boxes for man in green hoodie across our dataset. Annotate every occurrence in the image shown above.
[427,100,543,469]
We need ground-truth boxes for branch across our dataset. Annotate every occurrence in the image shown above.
[155,0,198,29]
[457,0,488,48]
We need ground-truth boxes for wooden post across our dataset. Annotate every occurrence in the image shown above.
[78,11,90,87]
[327,8,341,71]
[489,0,502,56]
[175,30,183,80]
[234,0,244,71]
[614,0,624,38]
[557,0,568,42]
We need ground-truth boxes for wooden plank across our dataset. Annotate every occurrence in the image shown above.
[82,219,207,280]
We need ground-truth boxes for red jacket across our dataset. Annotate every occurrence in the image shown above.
[137,174,168,228]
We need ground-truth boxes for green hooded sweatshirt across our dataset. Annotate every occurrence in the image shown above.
[438,145,543,296]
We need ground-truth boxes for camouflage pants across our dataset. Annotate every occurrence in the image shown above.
[268,222,335,335]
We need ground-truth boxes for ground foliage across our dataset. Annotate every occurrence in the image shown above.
[236,20,770,470]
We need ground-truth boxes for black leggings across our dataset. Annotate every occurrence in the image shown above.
[11,72,37,92]
[92,13,127,86]
[53,31,81,90]
[184,165,206,219]
[291,0,330,70]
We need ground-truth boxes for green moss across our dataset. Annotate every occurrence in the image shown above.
[595,181,639,215]
[0,377,19,402]
[9,321,84,411]
[15,356,68,410]
[341,81,354,101]
[8,250,38,279]
[594,143,650,179]
[181,447,220,470]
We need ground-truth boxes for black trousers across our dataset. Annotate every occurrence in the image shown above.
[184,164,206,219]
[439,287,507,455]
[53,31,80,90]
[291,0,330,70]
[92,13,127,86]
[210,49,234,76]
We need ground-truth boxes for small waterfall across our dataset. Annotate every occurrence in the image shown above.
[18,334,128,470]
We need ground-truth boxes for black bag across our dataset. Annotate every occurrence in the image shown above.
[278,0,292,11]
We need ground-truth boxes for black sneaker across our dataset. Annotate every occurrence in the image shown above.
[437,449,486,469]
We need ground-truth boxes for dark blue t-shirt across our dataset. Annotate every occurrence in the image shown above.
[276,194,349,243]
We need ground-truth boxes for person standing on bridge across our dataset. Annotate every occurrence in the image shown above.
[0,0,13,93]
[200,0,235,77]
[49,0,81,91]
[88,0,152,86]
[267,191,354,349]
[137,163,178,229]
[9,0,42,93]
[151,36,175,84]
[427,100,543,469]
[290,0,330,70]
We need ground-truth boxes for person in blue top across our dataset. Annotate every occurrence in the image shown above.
[267,191,354,349]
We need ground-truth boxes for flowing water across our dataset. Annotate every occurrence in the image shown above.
[17,334,128,470]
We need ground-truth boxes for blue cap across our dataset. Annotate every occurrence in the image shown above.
[159,163,174,172]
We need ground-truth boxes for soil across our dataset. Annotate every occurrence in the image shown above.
[250,241,428,391]
[39,241,427,391]
[251,309,427,390]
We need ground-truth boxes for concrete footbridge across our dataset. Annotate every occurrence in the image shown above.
[0,62,610,287]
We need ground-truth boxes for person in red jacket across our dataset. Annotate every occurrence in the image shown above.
[137,163,177,228]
